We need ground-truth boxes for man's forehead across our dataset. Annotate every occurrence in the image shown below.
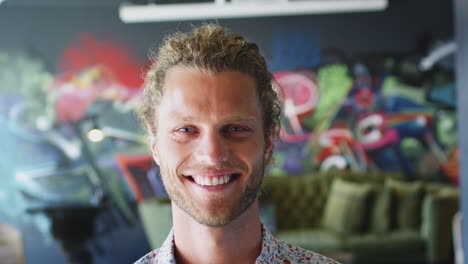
[157,68,262,120]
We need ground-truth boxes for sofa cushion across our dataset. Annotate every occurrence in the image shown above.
[274,229,347,254]
[386,178,424,230]
[322,178,372,235]
[425,182,460,197]
[369,185,392,234]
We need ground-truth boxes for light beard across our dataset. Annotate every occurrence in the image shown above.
[160,160,265,227]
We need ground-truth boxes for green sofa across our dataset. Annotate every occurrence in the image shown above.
[259,172,460,264]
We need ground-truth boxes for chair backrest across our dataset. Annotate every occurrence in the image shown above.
[0,223,25,264]
[453,211,464,264]
[116,154,166,203]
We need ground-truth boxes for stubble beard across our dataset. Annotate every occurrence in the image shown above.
[160,159,265,227]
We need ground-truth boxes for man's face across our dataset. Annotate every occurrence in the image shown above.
[150,67,272,227]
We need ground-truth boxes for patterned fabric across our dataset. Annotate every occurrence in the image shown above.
[134,226,340,264]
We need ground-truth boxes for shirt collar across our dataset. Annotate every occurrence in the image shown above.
[159,225,278,264]
[157,228,177,263]
[256,225,280,263]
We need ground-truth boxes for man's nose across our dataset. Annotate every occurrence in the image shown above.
[195,130,229,165]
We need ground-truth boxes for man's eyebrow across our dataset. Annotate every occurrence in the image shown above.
[180,116,195,122]
[167,114,195,122]
[172,115,258,123]
[225,116,257,123]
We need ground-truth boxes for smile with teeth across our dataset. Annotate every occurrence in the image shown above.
[192,174,233,186]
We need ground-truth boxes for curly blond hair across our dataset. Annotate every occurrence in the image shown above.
[138,24,281,144]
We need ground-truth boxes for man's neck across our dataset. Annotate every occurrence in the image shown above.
[171,201,262,264]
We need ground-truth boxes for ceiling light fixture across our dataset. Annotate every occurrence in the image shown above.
[119,0,388,23]
[87,128,105,143]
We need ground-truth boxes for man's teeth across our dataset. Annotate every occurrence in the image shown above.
[193,175,232,186]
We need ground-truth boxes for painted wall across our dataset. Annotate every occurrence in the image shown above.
[0,0,454,70]
[454,0,468,260]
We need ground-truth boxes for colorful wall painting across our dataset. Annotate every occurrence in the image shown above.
[268,54,458,183]
[0,33,148,263]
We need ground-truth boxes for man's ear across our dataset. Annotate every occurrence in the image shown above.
[264,131,275,161]
[148,127,160,166]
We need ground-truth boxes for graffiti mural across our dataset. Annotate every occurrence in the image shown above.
[0,33,148,263]
[268,45,458,184]
[0,27,459,263]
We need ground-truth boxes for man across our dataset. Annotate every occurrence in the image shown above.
[135,24,339,264]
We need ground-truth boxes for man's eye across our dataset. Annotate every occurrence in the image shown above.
[225,126,252,136]
[176,127,194,133]
[229,126,247,132]
[172,127,197,142]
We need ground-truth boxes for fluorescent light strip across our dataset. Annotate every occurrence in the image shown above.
[119,0,388,23]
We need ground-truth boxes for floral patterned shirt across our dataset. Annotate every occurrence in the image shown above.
[134,226,340,264]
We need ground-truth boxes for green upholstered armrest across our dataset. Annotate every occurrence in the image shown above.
[420,188,459,263]
[138,198,173,249]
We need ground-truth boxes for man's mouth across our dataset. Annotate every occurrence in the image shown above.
[186,173,241,187]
